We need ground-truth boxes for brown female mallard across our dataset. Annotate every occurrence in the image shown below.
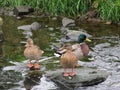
[60,43,78,76]
[24,38,44,69]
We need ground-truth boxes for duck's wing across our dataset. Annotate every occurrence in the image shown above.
[72,44,80,51]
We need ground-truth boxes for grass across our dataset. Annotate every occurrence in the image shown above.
[0,0,120,21]
[98,0,120,22]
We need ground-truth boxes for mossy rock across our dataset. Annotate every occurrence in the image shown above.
[45,67,109,90]
[0,70,22,90]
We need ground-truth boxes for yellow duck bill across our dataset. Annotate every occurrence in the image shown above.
[86,38,92,42]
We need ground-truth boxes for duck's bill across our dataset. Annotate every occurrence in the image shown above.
[86,38,91,42]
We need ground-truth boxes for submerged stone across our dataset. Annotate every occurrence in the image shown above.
[17,25,31,31]
[45,67,109,90]
[31,22,41,30]
[62,17,75,27]
[17,22,40,31]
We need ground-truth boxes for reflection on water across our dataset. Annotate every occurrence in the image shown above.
[32,76,59,90]
[24,71,42,90]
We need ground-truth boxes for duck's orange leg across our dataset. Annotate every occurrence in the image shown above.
[27,60,33,68]
[34,62,40,69]
[63,68,69,76]
[34,63,40,69]
[69,68,76,76]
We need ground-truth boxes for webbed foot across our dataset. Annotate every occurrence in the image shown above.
[27,63,33,68]
[63,72,69,77]
[69,72,76,76]
[34,63,40,69]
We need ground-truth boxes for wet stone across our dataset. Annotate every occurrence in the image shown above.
[17,25,31,31]
[31,22,41,30]
[13,6,34,16]
[17,22,40,31]
[0,70,22,90]
[45,67,109,90]
[62,17,75,27]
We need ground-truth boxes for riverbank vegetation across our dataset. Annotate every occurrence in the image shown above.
[0,0,120,22]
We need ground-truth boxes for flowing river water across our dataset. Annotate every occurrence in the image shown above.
[0,15,120,90]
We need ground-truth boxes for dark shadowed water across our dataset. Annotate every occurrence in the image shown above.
[0,15,120,90]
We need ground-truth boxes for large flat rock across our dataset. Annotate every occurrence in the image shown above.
[45,67,109,90]
[13,6,34,16]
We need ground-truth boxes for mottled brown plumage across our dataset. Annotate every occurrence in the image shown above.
[61,51,77,68]
[60,44,78,76]
[24,38,44,69]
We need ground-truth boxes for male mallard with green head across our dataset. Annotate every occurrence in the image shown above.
[55,34,91,60]
[24,38,44,69]
[72,34,91,60]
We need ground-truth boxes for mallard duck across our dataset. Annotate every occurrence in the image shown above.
[55,34,91,58]
[72,34,91,60]
[24,38,44,69]
[60,43,78,76]
[55,34,91,66]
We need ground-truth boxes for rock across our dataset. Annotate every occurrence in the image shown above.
[22,30,32,36]
[13,6,34,16]
[117,22,120,26]
[31,22,41,30]
[62,17,75,27]
[17,22,40,38]
[87,18,102,23]
[18,22,40,31]
[48,27,54,31]
[52,17,57,20]
[0,17,3,26]
[0,70,22,90]
[105,21,112,25]
[45,67,109,90]
[16,16,22,20]
[17,25,31,31]
[17,25,32,38]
